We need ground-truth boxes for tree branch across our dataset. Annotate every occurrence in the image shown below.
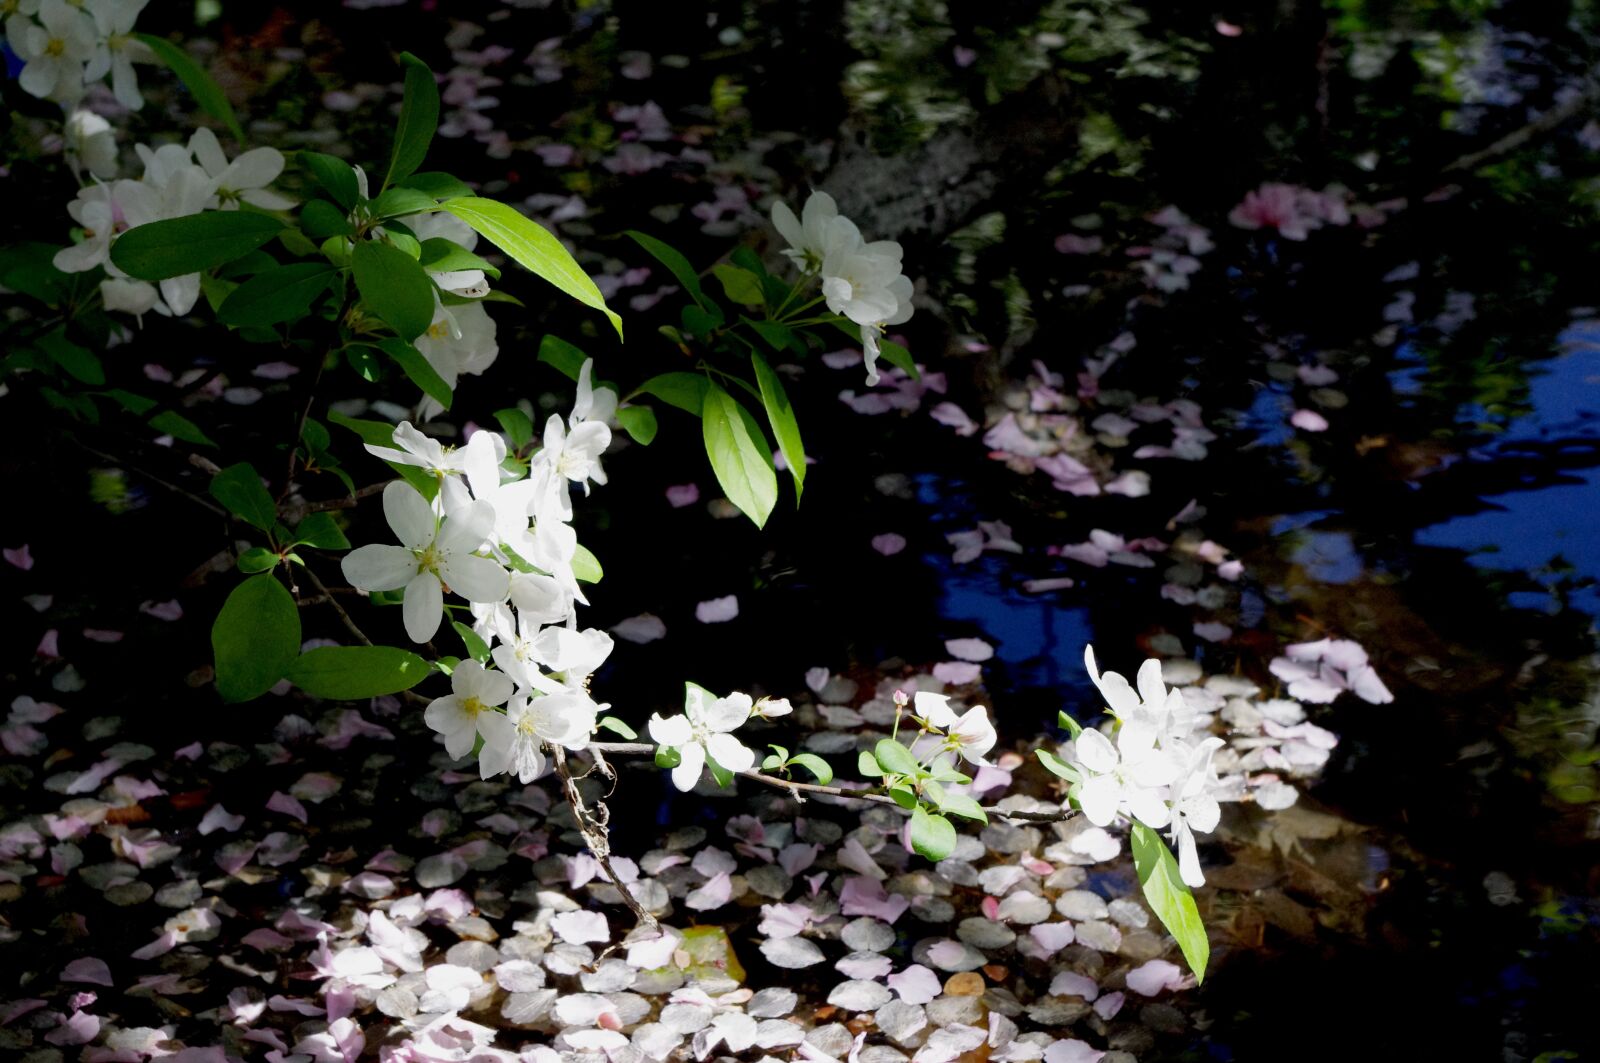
[583,742,1078,824]
[551,744,659,931]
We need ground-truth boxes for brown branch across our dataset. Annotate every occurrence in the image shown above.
[304,481,388,512]
[583,742,1078,825]
[551,744,659,932]
[300,564,373,647]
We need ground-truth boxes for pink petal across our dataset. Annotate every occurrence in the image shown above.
[871,533,907,556]
[62,957,113,986]
[932,661,982,685]
[265,792,308,823]
[943,637,994,662]
[665,483,700,508]
[695,595,739,623]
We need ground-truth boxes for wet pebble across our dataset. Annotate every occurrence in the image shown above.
[926,994,984,1027]
[957,916,1015,950]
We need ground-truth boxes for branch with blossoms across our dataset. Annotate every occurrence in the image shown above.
[4,17,1225,986]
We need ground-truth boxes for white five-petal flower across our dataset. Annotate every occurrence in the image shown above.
[648,684,756,792]
[340,481,509,642]
[423,660,512,759]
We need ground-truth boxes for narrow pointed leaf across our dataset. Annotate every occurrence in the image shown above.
[751,351,805,500]
[1131,823,1210,983]
[701,382,776,528]
[385,52,439,187]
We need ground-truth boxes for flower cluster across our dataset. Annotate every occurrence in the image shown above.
[52,128,291,317]
[1066,646,1226,888]
[771,191,914,386]
[6,0,150,109]
[342,361,617,782]
[905,690,998,767]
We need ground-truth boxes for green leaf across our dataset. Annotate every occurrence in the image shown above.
[401,172,474,200]
[762,752,783,771]
[888,782,918,809]
[935,790,988,823]
[300,152,360,210]
[0,241,73,305]
[386,52,440,188]
[702,382,777,528]
[494,408,534,449]
[707,757,735,789]
[290,513,349,551]
[352,239,435,340]
[1057,711,1085,739]
[442,197,622,339]
[212,574,300,702]
[878,338,918,379]
[217,263,338,327]
[1131,823,1210,983]
[288,645,432,700]
[371,187,438,220]
[909,807,957,861]
[1036,748,1082,783]
[751,352,805,500]
[419,238,500,280]
[111,212,285,280]
[633,372,709,415]
[624,230,712,310]
[857,750,883,777]
[149,410,216,447]
[36,329,103,385]
[237,547,278,573]
[616,405,657,446]
[572,543,603,584]
[135,33,244,140]
[655,746,682,769]
[537,334,587,381]
[377,336,452,409]
[209,462,277,530]
[326,410,438,500]
[746,318,796,352]
[787,753,833,786]
[873,738,922,777]
[711,263,764,306]
[451,620,491,663]
[598,716,638,740]
[682,303,723,336]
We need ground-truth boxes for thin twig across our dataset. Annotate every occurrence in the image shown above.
[301,564,373,646]
[1442,67,1600,174]
[551,744,659,931]
[74,440,227,519]
[583,742,1079,824]
[304,481,388,512]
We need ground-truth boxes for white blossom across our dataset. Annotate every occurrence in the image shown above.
[189,128,293,211]
[9,0,95,103]
[423,660,512,759]
[649,684,756,791]
[340,481,509,642]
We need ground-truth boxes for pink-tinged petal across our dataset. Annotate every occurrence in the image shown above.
[1126,959,1186,996]
[45,1011,100,1046]
[198,804,244,835]
[132,930,180,959]
[1043,1039,1105,1063]
[402,571,443,643]
[612,613,666,644]
[686,871,734,910]
[1030,922,1076,954]
[887,964,941,1004]
[383,481,436,551]
[62,957,113,986]
[665,483,699,508]
[944,637,994,662]
[341,544,415,593]
[1350,664,1394,704]
[140,599,183,620]
[695,595,740,623]
[1048,970,1098,1000]
[1290,408,1329,432]
[3,544,33,570]
[932,661,982,685]
[440,552,509,603]
[267,791,308,823]
[871,532,907,556]
[551,910,610,944]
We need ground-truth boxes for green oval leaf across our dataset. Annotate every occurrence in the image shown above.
[372,187,438,220]
[1132,822,1210,983]
[787,753,833,786]
[287,645,431,699]
[909,807,957,861]
[218,263,339,327]
[386,52,440,187]
[352,239,436,341]
[134,33,244,141]
[212,574,300,703]
[873,737,922,777]
[617,405,657,446]
[572,543,603,584]
[712,263,764,306]
[633,372,709,415]
[301,199,353,240]
[209,462,277,530]
[237,547,278,573]
[111,213,286,281]
[752,351,805,500]
[702,382,777,528]
[300,152,360,210]
[441,197,621,339]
